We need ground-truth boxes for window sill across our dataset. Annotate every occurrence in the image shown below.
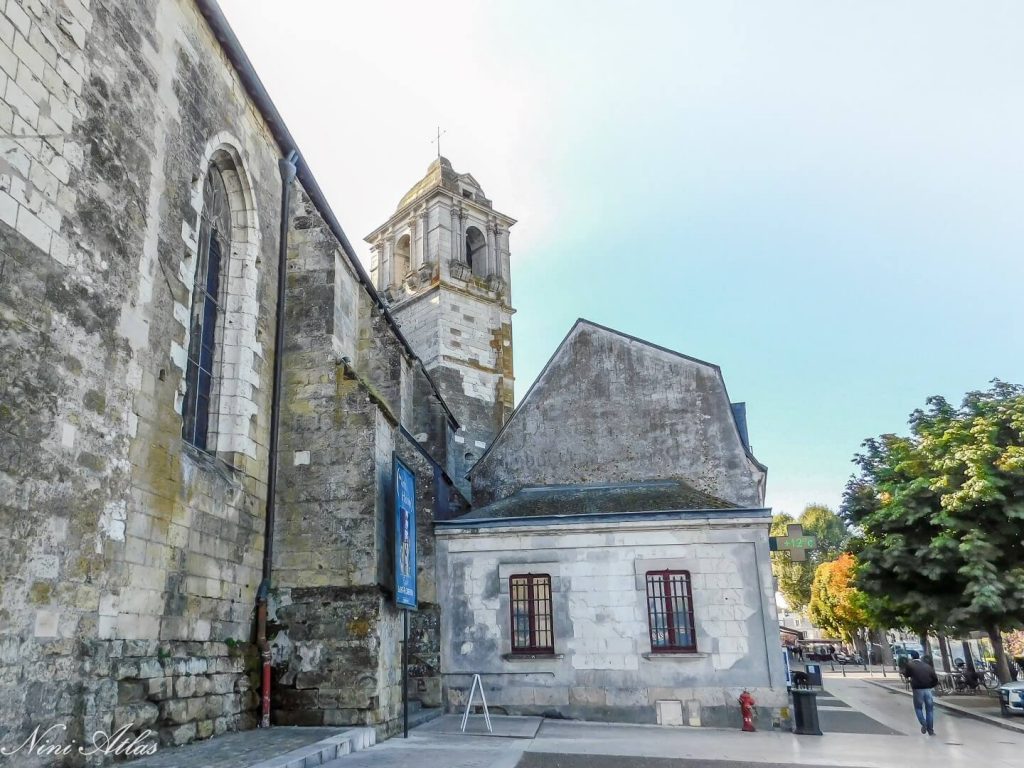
[180,441,243,483]
[642,652,709,661]
[502,652,564,662]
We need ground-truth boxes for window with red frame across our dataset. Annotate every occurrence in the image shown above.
[645,570,696,652]
[509,574,554,653]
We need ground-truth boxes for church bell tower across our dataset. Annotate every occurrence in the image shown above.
[365,156,515,490]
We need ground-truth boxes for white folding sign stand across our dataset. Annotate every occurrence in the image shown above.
[460,673,493,733]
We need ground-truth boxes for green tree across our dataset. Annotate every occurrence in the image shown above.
[771,505,849,611]
[844,380,1024,682]
[808,554,872,643]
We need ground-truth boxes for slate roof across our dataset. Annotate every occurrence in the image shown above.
[451,479,737,522]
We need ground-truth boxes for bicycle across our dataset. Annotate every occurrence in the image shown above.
[978,662,1000,690]
[936,671,956,695]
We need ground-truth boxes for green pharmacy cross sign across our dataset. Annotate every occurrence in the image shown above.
[769,524,817,562]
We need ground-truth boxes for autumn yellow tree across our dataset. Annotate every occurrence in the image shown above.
[808,553,871,643]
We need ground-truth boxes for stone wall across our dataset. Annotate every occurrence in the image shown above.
[269,189,451,735]
[0,0,289,761]
[87,639,259,746]
[436,516,788,728]
[393,284,514,490]
[470,320,766,507]
[269,430,448,734]
[0,0,454,761]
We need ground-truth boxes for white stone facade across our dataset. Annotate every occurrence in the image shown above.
[0,0,87,269]
[436,515,788,727]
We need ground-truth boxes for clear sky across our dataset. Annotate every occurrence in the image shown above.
[219,0,1024,516]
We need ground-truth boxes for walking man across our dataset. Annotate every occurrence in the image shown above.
[906,652,939,735]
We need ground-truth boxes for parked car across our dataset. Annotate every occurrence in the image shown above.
[999,681,1024,717]
[892,642,924,659]
[835,650,863,665]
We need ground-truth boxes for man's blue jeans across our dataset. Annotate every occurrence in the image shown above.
[912,688,935,731]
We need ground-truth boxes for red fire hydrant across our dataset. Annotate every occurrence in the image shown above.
[738,690,756,732]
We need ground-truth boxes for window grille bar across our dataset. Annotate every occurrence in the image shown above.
[645,570,696,653]
[509,574,554,653]
[183,230,224,450]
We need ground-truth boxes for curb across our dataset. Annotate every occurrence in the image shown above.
[247,727,377,768]
[864,679,1024,736]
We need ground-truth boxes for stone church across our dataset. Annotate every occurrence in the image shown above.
[0,0,784,762]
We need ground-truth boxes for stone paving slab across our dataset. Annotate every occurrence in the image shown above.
[125,727,360,768]
[414,714,543,739]
[323,732,521,768]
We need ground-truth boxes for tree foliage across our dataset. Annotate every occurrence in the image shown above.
[808,554,871,642]
[1004,630,1024,659]
[771,504,849,611]
[843,380,1024,681]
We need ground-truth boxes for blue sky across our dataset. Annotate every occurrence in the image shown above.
[220,0,1024,515]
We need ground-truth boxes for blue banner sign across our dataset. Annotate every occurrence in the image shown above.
[393,454,417,609]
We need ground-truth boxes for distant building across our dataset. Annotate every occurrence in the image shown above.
[776,605,826,642]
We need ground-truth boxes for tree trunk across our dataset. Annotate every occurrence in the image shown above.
[919,631,932,659]
[937,632,951,673]
[878,630,894,665]
[962,640,977,673]
[854,633,868,660]
[988,624,1012,684]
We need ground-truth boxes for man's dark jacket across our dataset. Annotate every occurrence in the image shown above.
[906,659,939,689]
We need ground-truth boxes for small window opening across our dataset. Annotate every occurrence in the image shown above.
[509,574,554,653]
[645,570,696,652]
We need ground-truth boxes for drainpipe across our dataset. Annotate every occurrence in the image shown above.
[257,149,299,728]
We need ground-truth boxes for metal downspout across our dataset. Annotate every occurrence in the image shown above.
[256,150,299,728]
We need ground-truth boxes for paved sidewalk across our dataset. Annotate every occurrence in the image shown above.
[318,714,1023,768]
[126,726,375,768]
[415,714,544,738]
[115,681,1024,768]
[865,678,1024,735]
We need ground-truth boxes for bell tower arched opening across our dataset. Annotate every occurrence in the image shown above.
[394,234,411,284]
[465,225,485,277]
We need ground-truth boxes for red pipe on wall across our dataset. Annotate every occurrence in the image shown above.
[257,598,271,727]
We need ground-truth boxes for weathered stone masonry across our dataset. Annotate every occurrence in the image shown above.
[0,1,288,759]
[269,190,458,730]
[0,0,459,761]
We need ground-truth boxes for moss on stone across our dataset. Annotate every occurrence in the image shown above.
[28,581,53,604]
[78,451,106,471]
[83,389,106,413]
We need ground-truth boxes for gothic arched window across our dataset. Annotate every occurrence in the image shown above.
[182,164,232,450]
